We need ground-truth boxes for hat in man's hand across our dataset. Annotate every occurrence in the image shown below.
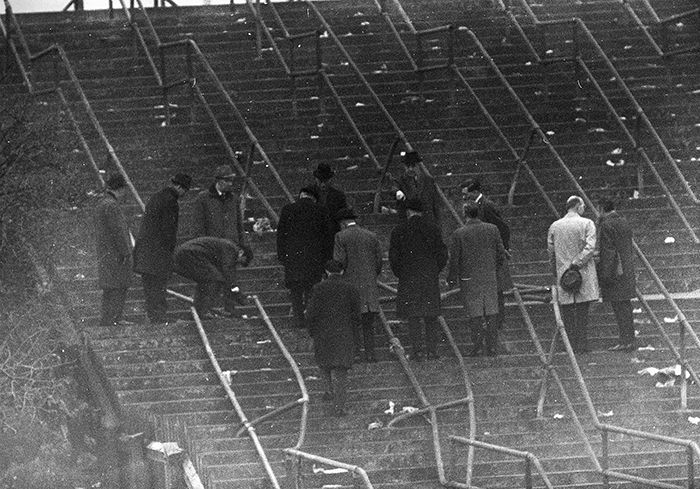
[313,162,335,182]
[402,151,422,167]
[299,185,320,201]
[171,173,193,191]
[404,198,423,212]
[215,164,236,180]
[335,207,357,222]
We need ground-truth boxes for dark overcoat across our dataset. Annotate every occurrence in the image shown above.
[276,197,331,287]
[389,214,448,317]
[477,195,513,290]
[133,187,179,277]
[306,275,362,369]
[396,172,441,226]
[191,185,247,246]
[94,191,132,289]
[597,211,636,302]
[333,224,383,313]
[447,219,506,318]
[173,237,240,285]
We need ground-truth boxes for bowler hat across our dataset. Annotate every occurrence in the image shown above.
[171,173,193,191]
[404,198,423,212]
[299,185,320,201]
[402,151,422,167]
[335,207,357,221]
[313,162,335,182]
[215,164,236,179]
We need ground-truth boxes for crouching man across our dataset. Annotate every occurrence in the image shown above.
[173,237,251,319]
[306,259,362,417]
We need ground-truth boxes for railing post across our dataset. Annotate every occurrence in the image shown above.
[687,445,694,489]
[680,323,688,410]
[601,430,609,489]
[109,0,114,19]
[255,0,263,58]
[524,457,533,489]
[315,30,327,117]
[415,34,424,98]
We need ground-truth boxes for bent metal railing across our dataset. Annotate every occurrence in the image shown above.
[617,0,700,57]
[504,0,699,209]
[114,0,293,223]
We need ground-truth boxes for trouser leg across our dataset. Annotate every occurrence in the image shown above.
[321,368,333,396]
[333,368,348,412]
[424,316,439,356]
[484,314,499,356]
[194,282,218,315]
[141,274,168,323]
[289,286,306,327]
[469,317,485,353]
[361,312,377,358]
[100,288,127,326]
[561,302,590,353]
[611,300,635,345]
[407,317,423,356]
[495,290,505,330]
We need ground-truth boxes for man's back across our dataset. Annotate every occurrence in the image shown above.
[334,224,382,311]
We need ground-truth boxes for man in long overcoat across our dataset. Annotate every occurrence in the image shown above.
[333,208,383,362]
[133,173,192,325]
[94,173,133,327]
[447,202,507,356]
[306,259,362,417]
[461,178,513,332]
[311,162,348,246]
[597,198,637,352]
[389,198,448,360]
[173,237,244,319]
[276,186,331,328]
[191,163,251,315]
[547,196,600,354]
[395,151,441,227]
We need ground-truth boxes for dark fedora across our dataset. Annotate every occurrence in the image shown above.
[405,198,423,213]
[313,162,335,182]
[402,151,422,167]
[335,207,357,221]
[171,173,193,191]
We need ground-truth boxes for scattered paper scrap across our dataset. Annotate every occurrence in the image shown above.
[606,159,625,167]
[656,379,675,388]
[624,45,632,50]
[664,316,679,323]
[611,147,623,155]
[305,375,319,380]
[638,345,655,351]
[367,421,383,430]
[630,357,644,364]
[546,130,555,136]
[384,401,396,415]
[431,138,443,143]
[256,339,271,344]
[588,127,606,133]
[313,465,349,475]
[575,117,586,123]
[355,102,366,107]
[638,367,659,376]
[553,413,564,419]
[688,416,700,425]
[664,236,676,244]
[265,405,275,409]
[346,165,358,171]
[360,21,370,26]
[401,406,418,414]
[598,410,614,418]
[633,308,642,314]
[545,49,554,55]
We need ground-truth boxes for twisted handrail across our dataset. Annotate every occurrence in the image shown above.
[503,0,699,207]
[115,0,294,222]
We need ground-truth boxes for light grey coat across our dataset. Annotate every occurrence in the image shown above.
[547,212,600,305]
[333,223,383,313]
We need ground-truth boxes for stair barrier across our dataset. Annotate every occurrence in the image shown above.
[449,436,553,489]
[545,288,700,489]
[617,0,700,57]
[503,0,699,208]
[283,449,375,489]
[247,0,384,179]
[113,0,295,223]
[376,307,477,488]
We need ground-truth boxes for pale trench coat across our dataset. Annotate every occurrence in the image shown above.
[333,224,383,313]
[547,212,600,305]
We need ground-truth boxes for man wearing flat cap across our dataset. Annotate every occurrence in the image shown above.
[133,173,192,325]
[389,198,448,361]
[333,208,383,362]
[311,162,348,245]
[191,163,251,316]
[395,151,441,227]
[276,186,332,328]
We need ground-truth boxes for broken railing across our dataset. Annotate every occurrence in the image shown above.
[284,449,375,489]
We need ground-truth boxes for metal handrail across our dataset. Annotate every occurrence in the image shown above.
[189,305,282,489]
[376,307,474,489]
[618,0,700,57]
[247,0,383,178]
[449,435,554,489]
[114,0,293,222]
[283,448,375,489]
[238,296,309,450]
[549,288,700,489]
[503,0,699,207]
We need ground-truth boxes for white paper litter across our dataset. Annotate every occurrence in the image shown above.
[638,345,655,351]
[346,165,358,170]
[545,49,554,55]
[553,413,564,419]
[401,406,418,414]
[431,138,443,143]
[546,130,555,136]
[575,117,586,123]
[656,379,675,388]
[313,465,349,475]
[256,339,272,344]
[355,102,366,107]
[367,421,383,430]
[384,401,396,415]
[624,45,632,50]
[689,416,700,425]
[598,410,614,418]
[630,357,644,364]
[611,147,623,155]
[633,308,642,314]
[305,375,319,380]
[664,236,676,244]
[588,127,606,133]
[664,316,679,323]
[638,367,659,376]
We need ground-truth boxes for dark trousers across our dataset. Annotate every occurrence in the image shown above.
[611,299,635,344]
[141,273,168,323]
[194,281,221,316]
[322,367,348,411]
[496,290,505,330]
[355,312,377,357]
[469,314,499,355]
[408,316,439,356]
[289,284,313,327]
[560,301,591,353]
[100,288,128,327]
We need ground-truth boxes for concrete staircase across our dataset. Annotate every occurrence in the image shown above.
[3,0,700,487]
